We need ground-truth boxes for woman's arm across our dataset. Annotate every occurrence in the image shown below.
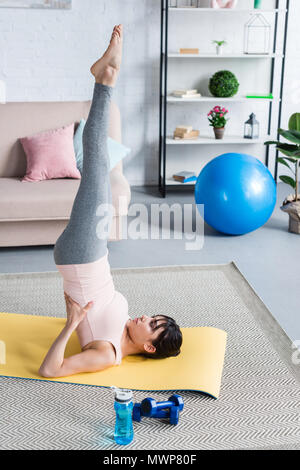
[39,294,115,378]
[39,342,116,378]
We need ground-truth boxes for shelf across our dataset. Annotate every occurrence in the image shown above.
[159,1,289,195]
[168,8,286,13]
[166,135,268,145]
[167,53,282,59]
[167,95,278,103]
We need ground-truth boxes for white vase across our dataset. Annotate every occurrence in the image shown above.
[216,45,223,55]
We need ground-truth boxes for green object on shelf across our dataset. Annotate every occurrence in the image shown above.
[246,93,274,99]
[254,0,262,8]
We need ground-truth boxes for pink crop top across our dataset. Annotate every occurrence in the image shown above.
[56,250,130,365]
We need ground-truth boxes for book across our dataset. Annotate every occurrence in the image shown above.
[173,130,200,140]
[175,125,193,133]
[173,176,197,184]
[172,92,201,99]
[173,171,197,183]
[179,48,199,54]
[173,89,198,96]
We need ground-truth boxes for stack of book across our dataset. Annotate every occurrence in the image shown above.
[172,89,201,99]
[173,171,197,184]
[173,125,200,140]
[179,48,199,55]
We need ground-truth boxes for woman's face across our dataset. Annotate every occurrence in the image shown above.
[128,315,166,354]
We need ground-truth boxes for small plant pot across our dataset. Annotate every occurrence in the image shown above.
[289,217,300,234]
[281,200,300,234]
[216,45,223,55]
[213,127,225,139]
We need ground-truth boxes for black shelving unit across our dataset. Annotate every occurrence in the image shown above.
[159,0,290,198]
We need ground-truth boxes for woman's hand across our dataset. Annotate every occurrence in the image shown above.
[39,295,94,378]
[64,292,93,328]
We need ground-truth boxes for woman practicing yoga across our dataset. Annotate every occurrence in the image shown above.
[39,25,182,378]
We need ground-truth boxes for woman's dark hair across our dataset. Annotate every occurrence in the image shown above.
[143,315,182,359]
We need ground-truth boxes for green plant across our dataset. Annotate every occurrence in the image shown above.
[212,40,227,47]
[208,106,229,128]
[288,112,300,131]
[209,70,239,98]
[265,114,300,202]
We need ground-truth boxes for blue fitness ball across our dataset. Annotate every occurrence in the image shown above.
[194,153,277,235]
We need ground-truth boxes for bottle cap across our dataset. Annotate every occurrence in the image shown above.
[114,388,133,403]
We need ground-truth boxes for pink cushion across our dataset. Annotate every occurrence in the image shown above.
[20,123,81,182]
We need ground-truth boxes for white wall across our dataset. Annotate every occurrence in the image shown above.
[0,0,299,185]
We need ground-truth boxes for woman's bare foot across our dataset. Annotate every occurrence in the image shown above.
[90,24,123,87]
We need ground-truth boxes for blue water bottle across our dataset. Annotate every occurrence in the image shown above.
[113,388,134,445]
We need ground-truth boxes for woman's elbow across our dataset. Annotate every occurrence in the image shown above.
[38,366,56,378]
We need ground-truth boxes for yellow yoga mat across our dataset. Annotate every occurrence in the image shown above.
[0,312,227,399]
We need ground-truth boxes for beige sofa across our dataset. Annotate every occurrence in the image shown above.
[0,100,131,247]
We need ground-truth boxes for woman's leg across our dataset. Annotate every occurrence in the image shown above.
[54,24,123,266]
[54,83,113,265]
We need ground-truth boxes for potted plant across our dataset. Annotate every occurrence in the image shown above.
[209,70,239,98]
[208,106,229,139]
[213,40,227,55]
[265,113,300,234]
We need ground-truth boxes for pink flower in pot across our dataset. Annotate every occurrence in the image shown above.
[207,106,229,140]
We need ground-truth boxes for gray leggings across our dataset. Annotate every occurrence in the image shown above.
[54,83,114,265]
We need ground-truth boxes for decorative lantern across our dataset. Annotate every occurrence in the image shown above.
[244,113,260,139]
[244,14,271,55]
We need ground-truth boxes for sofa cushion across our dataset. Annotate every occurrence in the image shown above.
[20,123,81,182]
[74,119,131,174]
[0,176,129,222]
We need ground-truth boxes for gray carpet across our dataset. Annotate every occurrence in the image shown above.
[0,263,300,450]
